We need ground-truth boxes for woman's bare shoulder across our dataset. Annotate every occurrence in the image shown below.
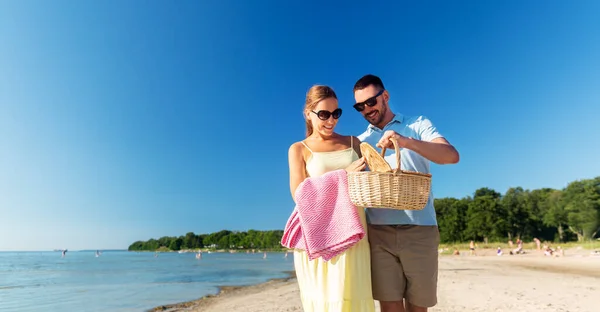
[288,141,305,154]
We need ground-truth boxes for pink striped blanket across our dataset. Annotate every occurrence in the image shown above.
[280,169,365,261]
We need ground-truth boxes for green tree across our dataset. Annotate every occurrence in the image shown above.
[157,236,172,249]
[183,232,197,249]
[525,188,555,241]
[501,187,530,240]
[465,188,503,243]
[169,237,183,251]
[562,179,600,241]
[229,232,241,248]
[542,190,568,241]
[128,230,285,251]
[217,235,230,249]
[146,239,159,250]
[435,197,467,243]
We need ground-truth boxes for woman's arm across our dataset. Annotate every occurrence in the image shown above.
[288,142,307,201]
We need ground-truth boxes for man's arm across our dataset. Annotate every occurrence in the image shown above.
[377,131,459,165]
[405,136,459,164]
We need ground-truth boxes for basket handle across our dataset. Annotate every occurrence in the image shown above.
[379,137,401,173]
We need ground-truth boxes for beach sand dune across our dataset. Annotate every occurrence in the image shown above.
[155,252,600,312]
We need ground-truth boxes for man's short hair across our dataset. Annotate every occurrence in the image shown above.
[353,74,385,92]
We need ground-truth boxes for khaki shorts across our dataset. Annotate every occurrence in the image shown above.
[367,224,440,307]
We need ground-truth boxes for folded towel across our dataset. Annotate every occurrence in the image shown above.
[281,169,365,261]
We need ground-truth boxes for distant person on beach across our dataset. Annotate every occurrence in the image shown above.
[544,246,553,256]
[286,85,374,311]
[534,237,541,251]
[513,239,523,254]
[353,74,460,312]
[557,246,564,257]
[469,241,476,256]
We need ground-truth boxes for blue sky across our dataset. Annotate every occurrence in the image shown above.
[1,1,599,251]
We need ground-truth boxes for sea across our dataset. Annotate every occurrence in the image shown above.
[0,250,294,312]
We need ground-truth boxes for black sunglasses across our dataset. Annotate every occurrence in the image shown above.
[312,108,342,120]
[353,89,385,112]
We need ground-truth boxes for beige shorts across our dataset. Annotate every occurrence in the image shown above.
[367,224,440,307]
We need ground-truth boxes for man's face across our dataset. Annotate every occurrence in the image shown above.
[354,85,387,127]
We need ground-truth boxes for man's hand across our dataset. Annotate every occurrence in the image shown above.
[376,130,460,164]
[376,130,409,149]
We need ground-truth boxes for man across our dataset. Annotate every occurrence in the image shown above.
[353,74,459,312]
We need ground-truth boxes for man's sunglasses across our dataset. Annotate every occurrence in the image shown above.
[312,108,342,120]
[353,89,385,112]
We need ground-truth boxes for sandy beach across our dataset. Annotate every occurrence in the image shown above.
[153,248,600,312]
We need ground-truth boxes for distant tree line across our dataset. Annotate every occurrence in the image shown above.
[128,229,284,251]
[435,177,600,244]
[129,177,599,251]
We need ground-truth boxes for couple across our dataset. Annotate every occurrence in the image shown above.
[287,74,460,312]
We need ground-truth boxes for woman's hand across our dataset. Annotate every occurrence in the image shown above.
[345,157,366,173]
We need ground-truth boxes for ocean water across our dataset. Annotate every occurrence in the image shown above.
[0,250,294,312]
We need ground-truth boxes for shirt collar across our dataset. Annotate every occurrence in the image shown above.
[367,114,404,132]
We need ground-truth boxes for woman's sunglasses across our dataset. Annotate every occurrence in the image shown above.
[311,108,342,120]
[353,89,385,112]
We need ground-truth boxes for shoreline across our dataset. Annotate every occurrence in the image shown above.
[131,249,292,253]
[148,270,297,312]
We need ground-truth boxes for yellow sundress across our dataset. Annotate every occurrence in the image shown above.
[294,140,375,312]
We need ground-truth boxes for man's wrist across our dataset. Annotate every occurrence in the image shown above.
[396,134,416,150]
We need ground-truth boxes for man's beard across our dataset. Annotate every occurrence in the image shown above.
[365,105,386,127]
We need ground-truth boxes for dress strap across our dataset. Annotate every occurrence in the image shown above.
[300,141,313,153]
[350,136,353,149]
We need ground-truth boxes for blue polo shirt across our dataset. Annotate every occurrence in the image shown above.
[357,114,443,226]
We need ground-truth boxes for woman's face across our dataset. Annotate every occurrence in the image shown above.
[307,97,342,137]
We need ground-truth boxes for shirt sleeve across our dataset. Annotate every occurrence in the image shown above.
[357,129,369,142]
[418,116,444,142]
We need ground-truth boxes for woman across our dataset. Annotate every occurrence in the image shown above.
[287,85,375,311]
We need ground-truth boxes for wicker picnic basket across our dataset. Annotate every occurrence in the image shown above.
[347,138,432,210]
